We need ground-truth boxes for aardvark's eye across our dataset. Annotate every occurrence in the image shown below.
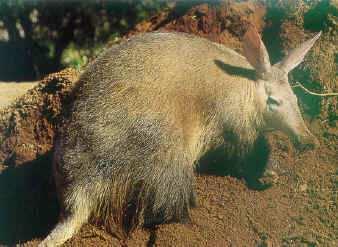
[267,96,281,106]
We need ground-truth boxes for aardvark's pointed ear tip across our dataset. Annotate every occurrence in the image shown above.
[277,30,323,73]
[311,31,322,43]
[318,31,322,38]
[314,31,322,39]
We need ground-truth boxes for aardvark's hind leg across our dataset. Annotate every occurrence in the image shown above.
[39,191,91,247]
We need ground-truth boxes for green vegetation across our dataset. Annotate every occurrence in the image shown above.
[0,0,170,80]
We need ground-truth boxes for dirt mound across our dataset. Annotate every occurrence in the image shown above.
[128,1,266,52]
[0,1,336,246]
[0,69,79,244]
[0,69,79,170]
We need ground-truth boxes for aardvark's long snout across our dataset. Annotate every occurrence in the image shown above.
[294,127,320,151]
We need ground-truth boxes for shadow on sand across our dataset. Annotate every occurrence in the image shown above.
[197,135,271,190]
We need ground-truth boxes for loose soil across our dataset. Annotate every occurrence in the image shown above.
[0,1,336,247]
[20,140,337,246]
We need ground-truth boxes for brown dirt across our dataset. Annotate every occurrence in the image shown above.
[0,69,79,171]
[0,1,337,247]
[22,139,337,246]
[127,1,266,52]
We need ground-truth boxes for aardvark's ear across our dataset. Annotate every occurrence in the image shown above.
[277,32,322,73]
[242,25,271,77]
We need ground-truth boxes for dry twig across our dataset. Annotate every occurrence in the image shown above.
[292,82,338,97]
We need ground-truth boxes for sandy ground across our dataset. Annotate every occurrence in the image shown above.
[0,82,37,109]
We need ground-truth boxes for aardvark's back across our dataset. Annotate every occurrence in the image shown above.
[77,31,253,117]
[72,31,255,148]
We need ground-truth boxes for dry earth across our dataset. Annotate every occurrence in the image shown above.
[21,137,337,246]
[0,1,337,247]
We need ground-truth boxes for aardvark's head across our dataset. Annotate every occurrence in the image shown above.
[243,26,321,150]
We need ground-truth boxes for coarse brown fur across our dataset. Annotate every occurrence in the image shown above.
[40,29,320,246]
[58,31,263,235]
